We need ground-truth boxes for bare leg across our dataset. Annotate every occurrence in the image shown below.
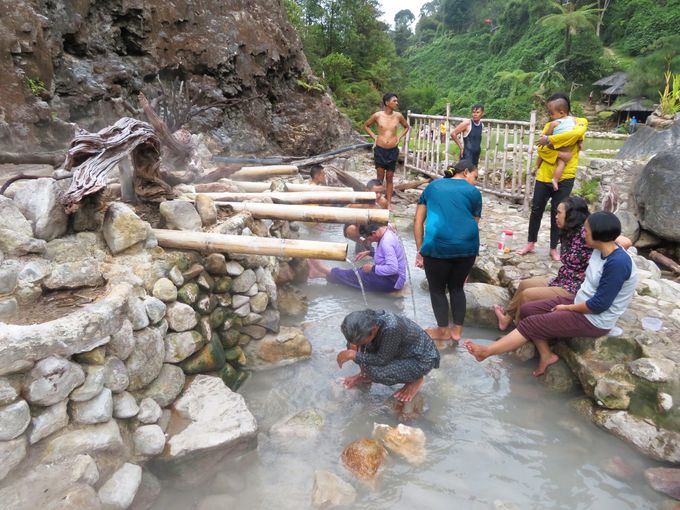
[425,326,454,341]
[464,329,529,362]
[517,242,536,256]
[450,324,462,342]
[307,258,330,278]
[384,170,394,210]
[531,337,559,376]
[493,304,513,330]
[393,376,425,402]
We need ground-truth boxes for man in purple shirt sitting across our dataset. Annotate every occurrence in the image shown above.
[307,223,407,293]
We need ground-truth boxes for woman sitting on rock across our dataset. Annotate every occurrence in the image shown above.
[466,211,638,376]
[336,309,440,402]
[494,196,632,330]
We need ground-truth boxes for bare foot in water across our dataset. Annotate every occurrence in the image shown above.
[393,377,424,402]
[549,248,561,261]
[463,339,490,362]
[425,326,453,341]
[517,243,535,256]
[532,354,559,376]
[343,373,371,388]
[450,325,462,342]
[307,259,327,279]
[494,304,512,330]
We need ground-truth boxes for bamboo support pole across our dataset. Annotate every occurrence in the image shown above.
[217,180,352,192]
[215,202,389,224]
[230,165,299,180]
[492,123,501,187]
[403,110,412,179]
[524,111,538,211]
[511,125,519,197]
[187,191,377,205]
[500,125,510,194]
[445,103,451,170]
[483,123,492,188]
[153,229,348,261]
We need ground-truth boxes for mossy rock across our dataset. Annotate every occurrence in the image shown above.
[216,293,232,308]
[214,276,233,294]
[177,283,200,305]
[195,294,218,314]
[75,346,107,365]
[225,346,247,367]
[197,271,215,292]
[220,364,249,390]
[220,329,241,349]
[238,334,252,347]
[179,334,226,374]
[164,252,197,272]
[209,307,230,329]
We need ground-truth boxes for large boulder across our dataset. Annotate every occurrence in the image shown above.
[102,203,151,255]
[634,150,680,242]
[12,178,68,241]
[159,201,202,231]
[463,283,511,328]
[617,121,680,160]
[0,195,33,237]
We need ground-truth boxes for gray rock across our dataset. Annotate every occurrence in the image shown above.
[195,194,218,227]
[225,261,244,277]
[204,253,227,275]
[168,266,185,287]
[103,356,130,393]
[615,210,640,244]
[166,301,198,332]
[0,195,32,237]
[144,296,167,323]
[312,470,357,508]
[196,494,237,510]
[0,377,18,405]
[45,483,102,510]
[127,296,150,330]
[245,282,259,297]
[659,392,674,412]
[152,278,177,302]
[245,326,312,370]
[258,308,281,333]
[109,319,135,360]
[464,283,512,328]
[129,469,161,510]
[628,358,677,382]
[29,400,69,444]
[98,463,143,510]
[0,297,18,321]
[0,399,30,440]
[164,330,205,363]
[645,467,680,500]
[232,269,257,293]
[113,391,139,419]
[43,258,104,290]
[133,424,166,455]
[617,121,680,160]
[594,366,636,410]
[13,178,68,241]
[635,230,661,249]
[42,420,124,463]
[160,201,202,231]
[70,388,113,424]
[70,365,106,402]
[137,398,162,424]
[132,363,185,407]
[270,409,325,442]
[0,263,19,294]
[241,325,267,340]
[126,326,165,391]
[177,282,200,305]
[195,294,218,314]
[0,227,46,257]
[277,284,307,317]
[0,436,26,482]
[17,259,52,284]
[196,271,215,292]
[250,292,268,313]
[233,302,250,318]
[103,203,151,255]
[231,294,250,309]
[25,356,85,406]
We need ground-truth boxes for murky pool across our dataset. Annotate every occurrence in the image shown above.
[152,222,662,510]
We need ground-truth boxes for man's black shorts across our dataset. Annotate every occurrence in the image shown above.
[374,146,399,172]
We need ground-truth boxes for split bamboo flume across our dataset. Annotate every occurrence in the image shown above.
[153,229,348,261]
[229,165,299,180]
[215,202,389,224]
[188,191,377,205]
[219,180,353,192]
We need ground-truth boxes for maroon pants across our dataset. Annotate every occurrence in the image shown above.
[516,296,609,342]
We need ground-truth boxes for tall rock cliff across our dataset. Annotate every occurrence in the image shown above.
[0,0,354,155]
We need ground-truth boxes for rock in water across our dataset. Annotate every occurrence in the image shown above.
[372,423,426,465]
[311,470,357,508]
[645,467,680,500]
[270,409,324,442]
[340,438,386,480]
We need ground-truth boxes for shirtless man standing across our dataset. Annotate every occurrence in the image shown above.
[363,93,410,210]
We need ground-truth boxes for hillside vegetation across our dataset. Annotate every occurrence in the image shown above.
[286,0,680,125]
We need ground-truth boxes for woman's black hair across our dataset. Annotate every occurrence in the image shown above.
[444,159,475,177]
[359,222,381,237]
[547,92,571,114]
[586,211,621,242]
[559,196,590,239]
[341,309,381,344]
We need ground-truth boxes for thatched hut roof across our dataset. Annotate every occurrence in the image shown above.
[594,72,628,95]
[613,98,655,112]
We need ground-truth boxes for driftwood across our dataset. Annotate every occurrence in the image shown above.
[139,92,193,160]
[0,173,72,196]
[212,202,389,224]
[394,179,431,191]
[0,151,65,167]
[153,229,348,261]
[60,117,173,212]
[649,250,680,275]
[188,191,376,205]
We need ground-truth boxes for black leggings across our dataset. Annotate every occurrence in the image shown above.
[527,178,574,249]
[423,255,476,327]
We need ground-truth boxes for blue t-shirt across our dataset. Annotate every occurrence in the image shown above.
[418,178,482,258]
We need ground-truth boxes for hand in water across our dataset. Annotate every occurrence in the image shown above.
[354,251,370,262]
[415,253,424,268]
[336,349,356,368]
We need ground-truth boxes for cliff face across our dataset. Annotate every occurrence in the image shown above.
[0,0,354,154]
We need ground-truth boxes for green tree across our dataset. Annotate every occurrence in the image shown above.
[533,57,567,91]
[392,9,414,56]
[320,52,353,91]
[494,69,537,97]
[539,1,600,59]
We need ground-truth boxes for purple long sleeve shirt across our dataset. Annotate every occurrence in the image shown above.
[373,229,407,290]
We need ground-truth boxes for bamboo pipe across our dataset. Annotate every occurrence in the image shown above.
[153,229,348,261]
[186,191,377,205]
[215,202,389,224]
[230,165,299,180]
[219,180,353,192]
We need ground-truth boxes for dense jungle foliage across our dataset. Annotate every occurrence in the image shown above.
[285,0,680,127]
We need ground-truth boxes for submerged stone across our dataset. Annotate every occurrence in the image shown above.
[373,423,426,465]
[340,438,386,480]
[311,470,357,508]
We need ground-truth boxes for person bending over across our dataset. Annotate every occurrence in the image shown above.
[343,179,388,256]
[308,223,406,293]
[465,211,638,377]
[337,309,441,402]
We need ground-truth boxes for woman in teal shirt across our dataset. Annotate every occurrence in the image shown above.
[414,160,482,341]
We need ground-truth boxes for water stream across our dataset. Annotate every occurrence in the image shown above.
[152,221,662,510]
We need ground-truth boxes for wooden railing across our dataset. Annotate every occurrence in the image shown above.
[403,106,538,208]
